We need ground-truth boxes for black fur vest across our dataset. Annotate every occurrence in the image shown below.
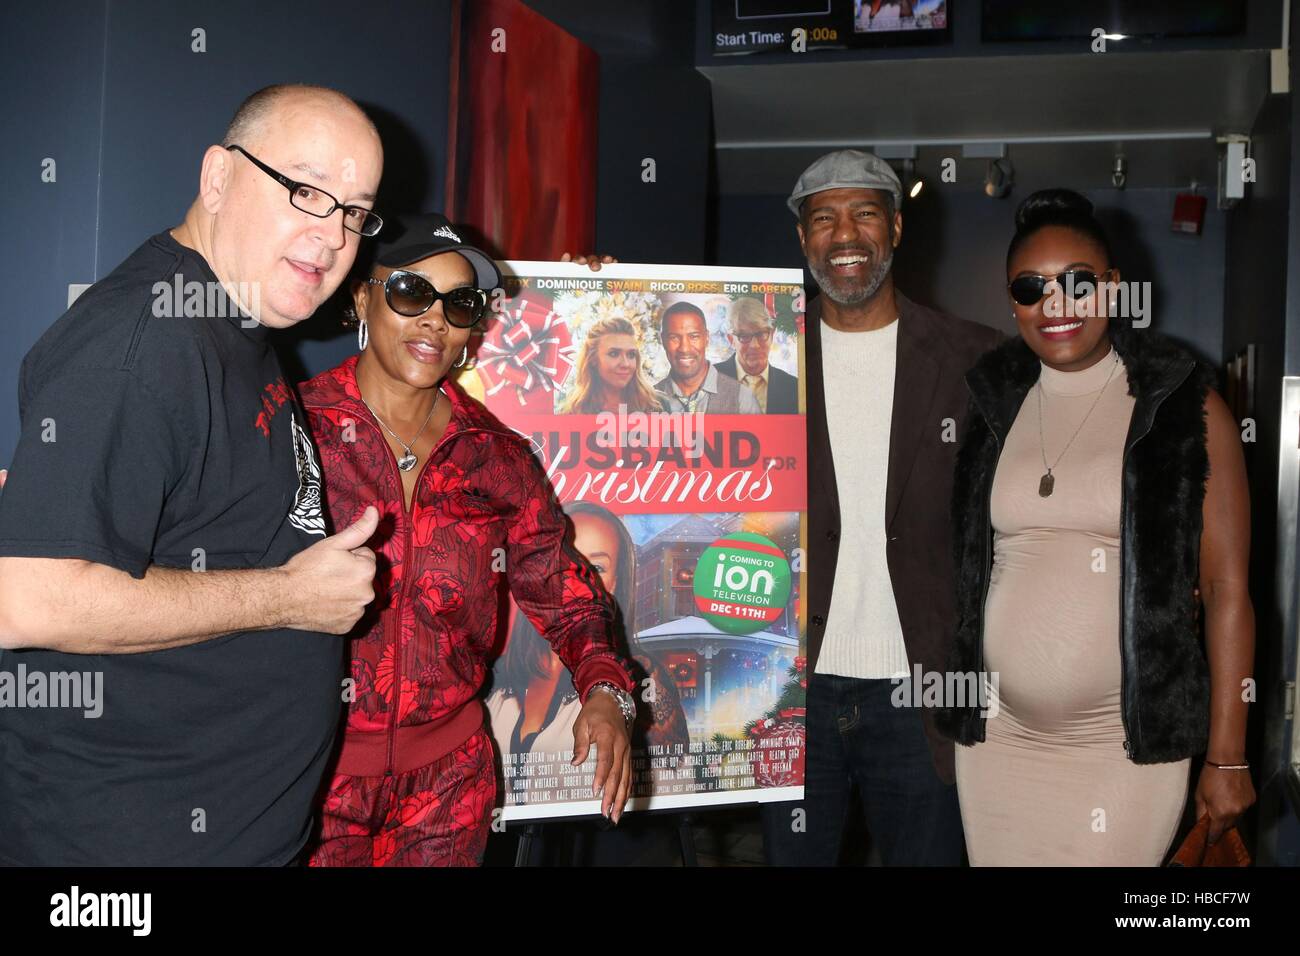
[934,325,1218,763]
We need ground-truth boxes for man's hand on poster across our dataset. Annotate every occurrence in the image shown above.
[0,469,6,491]
[571,689,632,823]
[560,252,618,272]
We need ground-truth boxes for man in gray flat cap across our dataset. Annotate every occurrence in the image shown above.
[762,149,1001,866]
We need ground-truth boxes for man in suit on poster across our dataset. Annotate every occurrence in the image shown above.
[654,302,761,415]
[715,296,799,414]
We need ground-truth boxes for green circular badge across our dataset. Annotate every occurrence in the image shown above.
[693,533,792,634]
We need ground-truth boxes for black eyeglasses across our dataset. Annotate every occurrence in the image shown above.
[1008,269,1113,307]
[367,271,488,328]
[226,144,383,237]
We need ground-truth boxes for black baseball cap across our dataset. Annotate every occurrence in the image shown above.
[367,212,502,290]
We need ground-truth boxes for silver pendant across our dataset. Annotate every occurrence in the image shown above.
[1038,472,1055,497]
[397,453,418,472]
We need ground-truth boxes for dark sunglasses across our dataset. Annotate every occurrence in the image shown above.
[366,271,488,327]
[1008,269,1113,307]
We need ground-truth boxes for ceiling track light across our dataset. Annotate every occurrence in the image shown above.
[984,157,1014,198]
[902,158,923,199]
[1113,153,1128,189]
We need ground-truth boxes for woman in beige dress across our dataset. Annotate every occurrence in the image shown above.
[938,189,1256,865]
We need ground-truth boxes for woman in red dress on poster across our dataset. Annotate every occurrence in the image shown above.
[300,214,638,866]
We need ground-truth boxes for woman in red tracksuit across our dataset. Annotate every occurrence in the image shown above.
[300,214,638,867]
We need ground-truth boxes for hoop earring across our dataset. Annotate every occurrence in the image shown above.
[453,345,468,369]
[357,318,368,352]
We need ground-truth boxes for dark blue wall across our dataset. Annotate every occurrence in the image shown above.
[1,0,714,465]
[1,1,110,467]
[0,0,453,465]
[524,0,712,263]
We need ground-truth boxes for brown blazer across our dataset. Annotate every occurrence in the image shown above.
[805,290,1003,784]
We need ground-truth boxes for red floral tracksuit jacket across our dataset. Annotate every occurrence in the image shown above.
[299,355,637,783]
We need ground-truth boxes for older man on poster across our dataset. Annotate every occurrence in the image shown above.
[716,297,799,414]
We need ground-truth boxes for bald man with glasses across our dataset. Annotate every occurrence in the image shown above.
[0,84,384,865]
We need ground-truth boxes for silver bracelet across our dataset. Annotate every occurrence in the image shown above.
[587,681,635,728]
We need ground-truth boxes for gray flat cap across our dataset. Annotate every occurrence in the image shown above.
[788,149,903,217]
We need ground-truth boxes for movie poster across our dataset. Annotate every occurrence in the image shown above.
[463,262,807,820]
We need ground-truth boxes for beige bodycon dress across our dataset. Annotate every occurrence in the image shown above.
[954,348,1191,866]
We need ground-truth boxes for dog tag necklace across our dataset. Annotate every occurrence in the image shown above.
[1036,353,1119,497]
[362,394,438,472]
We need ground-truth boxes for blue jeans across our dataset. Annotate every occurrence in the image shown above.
[761,673,964,866]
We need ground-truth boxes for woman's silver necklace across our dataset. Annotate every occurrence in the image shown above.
[361,394,439,472]
[1035,353,1120,497]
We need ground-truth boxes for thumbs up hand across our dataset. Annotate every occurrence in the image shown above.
[280,506,379,634]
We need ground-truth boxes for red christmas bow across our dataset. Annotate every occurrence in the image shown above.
[477,293,575,407]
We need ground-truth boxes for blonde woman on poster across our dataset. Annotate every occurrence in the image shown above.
[559,316,664,415]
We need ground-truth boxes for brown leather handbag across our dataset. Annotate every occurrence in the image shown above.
[1168,815,1251,866]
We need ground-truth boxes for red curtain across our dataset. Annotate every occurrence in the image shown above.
[446,0,598,260]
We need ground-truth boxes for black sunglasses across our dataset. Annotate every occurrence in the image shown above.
[227,144,383,237]
[1008,269,1113,307]
[367,271,488,328]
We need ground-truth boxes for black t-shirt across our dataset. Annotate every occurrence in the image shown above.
[0,231,343,865]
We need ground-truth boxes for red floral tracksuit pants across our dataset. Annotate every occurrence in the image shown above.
[308,727,497,867]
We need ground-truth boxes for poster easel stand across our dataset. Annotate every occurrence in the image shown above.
[514,821,544,866]
[511,810,701,867]
[675,812,699,866]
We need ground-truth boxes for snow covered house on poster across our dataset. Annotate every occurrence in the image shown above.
[632,513,800,736]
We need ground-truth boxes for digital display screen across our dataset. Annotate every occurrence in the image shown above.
[734,0,833,17]
[981,1,1246,42]
[854,1,948,35]
[713,0,949,54]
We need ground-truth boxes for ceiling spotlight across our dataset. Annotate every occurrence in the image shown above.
[1112,154,1127,189]
[984,158,1014,198]
[902,159,923,199]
